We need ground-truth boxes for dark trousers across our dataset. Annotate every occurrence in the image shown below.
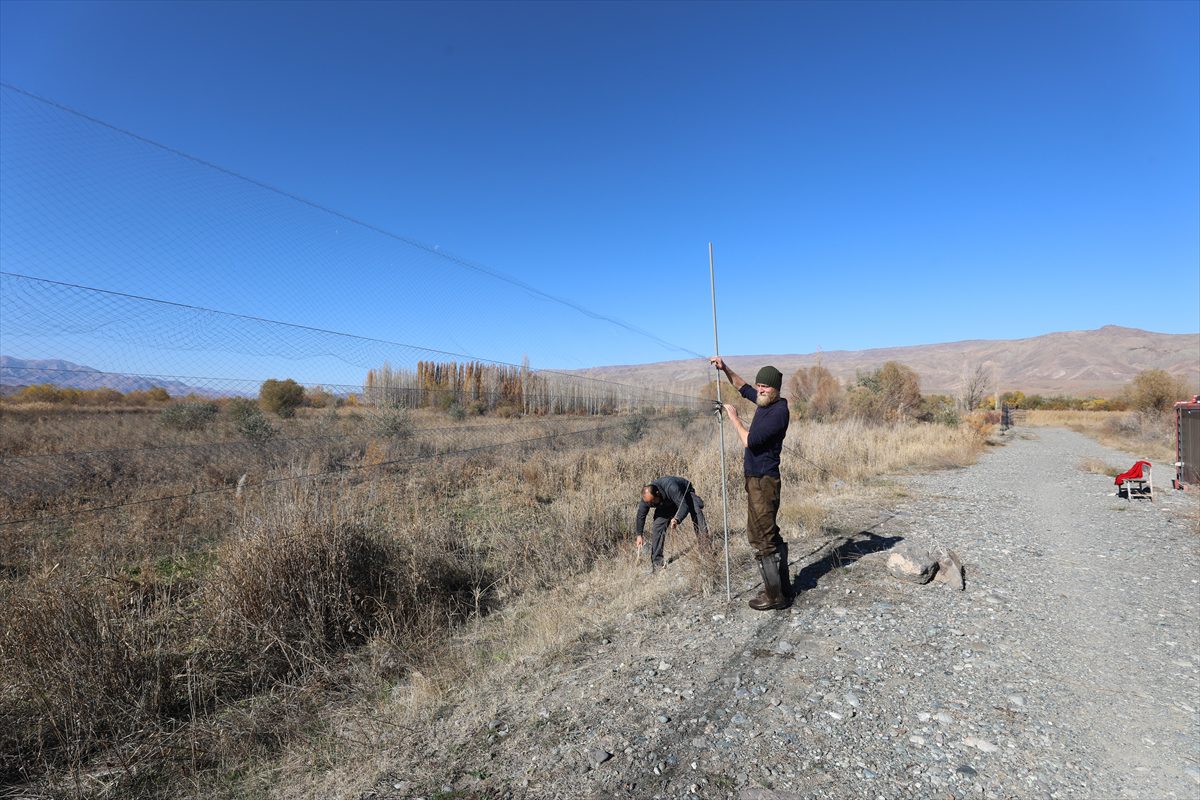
[649,492,708,567]
[745,475,783,557]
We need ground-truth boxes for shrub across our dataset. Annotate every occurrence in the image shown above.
[78,388,124,406]
[848,361,922,423]
[12,383,64,403]
[921,394,960,426]
[1001,390,1026,408]
[493,402,522,418]
[448,402,468,421]
[225,397,261,424]
[788,365,843,421]
[1,577,195,785]
[1123,369,1191,413]
[212,522,398,658]
[160,401,219,431]
[374,408,414,440]
[259,379,305,418]
[306,385,334,409]
[125,388,170,406]
[236,410,277,444]
[674,406,696,431]
[623,412,649,443]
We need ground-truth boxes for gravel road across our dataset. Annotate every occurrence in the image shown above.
[373,426,1199,800]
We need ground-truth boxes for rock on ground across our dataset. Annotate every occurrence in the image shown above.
[886,545,939,584]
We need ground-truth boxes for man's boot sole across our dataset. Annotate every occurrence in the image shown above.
[748,600,790,611]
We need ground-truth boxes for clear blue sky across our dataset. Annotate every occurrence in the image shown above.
[1,0,1197,384]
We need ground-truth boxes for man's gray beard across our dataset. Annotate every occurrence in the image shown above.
[756,393,775,408]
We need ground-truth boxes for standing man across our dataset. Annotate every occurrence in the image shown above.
[710,356,791,610]
[635,476,709,572]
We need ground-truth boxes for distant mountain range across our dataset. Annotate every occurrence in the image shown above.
[4,326,1198,401]
[0,356,224,397]
[570,326,1200,398]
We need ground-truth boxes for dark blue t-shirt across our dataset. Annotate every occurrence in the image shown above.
[739,383,789,478]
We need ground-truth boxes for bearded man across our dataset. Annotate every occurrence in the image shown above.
[710,357,791,610]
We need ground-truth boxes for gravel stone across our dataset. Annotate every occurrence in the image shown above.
[367,428,1199,800]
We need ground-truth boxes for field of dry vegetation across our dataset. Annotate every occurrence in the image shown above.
[1024,408,1178,462]
[0,395,993,799]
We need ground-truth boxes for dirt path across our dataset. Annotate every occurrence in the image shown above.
[368,427,1199,800]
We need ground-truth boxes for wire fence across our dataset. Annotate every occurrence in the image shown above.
[0,82,710,371]
[0,82,725,534]
[0,272,706,411]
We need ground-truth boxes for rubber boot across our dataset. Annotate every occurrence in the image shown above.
[778,541,793,600]
[749,553,789,611]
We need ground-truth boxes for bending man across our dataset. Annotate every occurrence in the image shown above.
[710,357,791,610]
[634,476,709,572]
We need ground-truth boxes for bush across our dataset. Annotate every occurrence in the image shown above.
[921,394,960,426]
[160,401,219,431]
[236,410,277,444]
[1,577,195,786]
[493,402,522,418]
[306,386,334,409]
[0,500,470,792]
[78,388,124,406]
[623,412,650,443]
[225,397,261,424]
[374,408,414,440]
[1123,369,1191,413]
[125,387,171,406]
[259,379,305,418]
[448,402,467,421]
[674,406,696,431]
[848,361,922,423]
[213,522,398,656]
[12,383,65,403]
[788,365,843,421]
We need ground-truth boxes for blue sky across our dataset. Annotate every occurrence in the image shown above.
[1,0,1197,384]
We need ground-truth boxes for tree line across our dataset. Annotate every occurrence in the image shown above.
[781,362,1196,424]
[362,359,692,416]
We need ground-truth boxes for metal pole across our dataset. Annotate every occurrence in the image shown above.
[709,242,733,601]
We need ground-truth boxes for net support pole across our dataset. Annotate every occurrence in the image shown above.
[709,242,733,601]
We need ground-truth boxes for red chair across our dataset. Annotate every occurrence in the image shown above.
[1114,461,1153,502]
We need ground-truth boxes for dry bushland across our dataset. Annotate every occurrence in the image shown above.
[1026,409,1177,462]
[0,402,989,798]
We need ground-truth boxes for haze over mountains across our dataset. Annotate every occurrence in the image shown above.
[572,326,1200,398]
[3,326,1198,400]
[0,356,216,397]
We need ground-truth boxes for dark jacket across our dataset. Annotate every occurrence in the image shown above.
[739,384,789,478]
[635,475,697,534]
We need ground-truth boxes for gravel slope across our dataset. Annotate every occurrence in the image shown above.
[371,427,1199,800]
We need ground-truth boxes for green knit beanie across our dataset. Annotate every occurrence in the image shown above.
[755,365,783,390]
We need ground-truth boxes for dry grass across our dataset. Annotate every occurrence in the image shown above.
[1026,409,1176,462]
[1078,457,1122,477]
[784,416,986,483]
[0,403,989,798]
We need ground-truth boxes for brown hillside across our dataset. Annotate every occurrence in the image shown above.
[572,326,1200,398]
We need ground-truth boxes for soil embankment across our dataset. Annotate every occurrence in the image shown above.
[362,427,1198,800]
